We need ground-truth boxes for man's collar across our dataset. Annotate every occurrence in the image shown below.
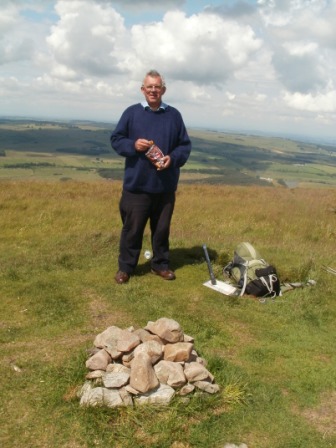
[141,101,168,111]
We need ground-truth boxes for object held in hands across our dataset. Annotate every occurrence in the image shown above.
[145,141,164,168]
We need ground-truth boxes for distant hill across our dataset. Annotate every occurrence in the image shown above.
[0,118,335,187]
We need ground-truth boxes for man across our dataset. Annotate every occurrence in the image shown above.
[110,69,192,284]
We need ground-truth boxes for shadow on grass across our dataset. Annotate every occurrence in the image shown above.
[135,245,218,276]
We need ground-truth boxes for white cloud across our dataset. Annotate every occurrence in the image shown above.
[0,76,22,94]
[0,0,336,140]
[42,3,263,100]
[0,4,19,31]
[284,88,336,113]
[256,0,336,107]
[226,92,236,101]
[0,4,35,64]
[46,0,128,78]
[129,10,262,85]
[282,41,317,56]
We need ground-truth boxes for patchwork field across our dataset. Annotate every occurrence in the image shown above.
[1,118,336,188]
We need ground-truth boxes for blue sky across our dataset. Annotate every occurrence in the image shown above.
[1,0,335,142]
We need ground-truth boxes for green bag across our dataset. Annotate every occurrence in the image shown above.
[223,242,281,298]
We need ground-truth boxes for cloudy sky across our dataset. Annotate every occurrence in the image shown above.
[1,0,335,141]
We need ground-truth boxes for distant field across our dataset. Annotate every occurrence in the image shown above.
[0,118,335,187]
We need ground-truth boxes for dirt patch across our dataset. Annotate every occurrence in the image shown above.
[84,288,132,331]
[300,391,336,436]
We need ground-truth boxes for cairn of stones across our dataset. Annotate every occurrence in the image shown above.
[78,317,220,408]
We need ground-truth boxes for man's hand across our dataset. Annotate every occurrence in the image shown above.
[156,155,171,170]
[135,139,152,152]
[135,139,171,170]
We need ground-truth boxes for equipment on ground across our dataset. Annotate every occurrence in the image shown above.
[223,242,281,298]
[202,244,238,296]
[203,242,316,301]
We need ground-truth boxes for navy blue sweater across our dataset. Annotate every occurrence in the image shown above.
[110,103,191,193]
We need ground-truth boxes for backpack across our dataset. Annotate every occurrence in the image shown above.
[223,242,281,298]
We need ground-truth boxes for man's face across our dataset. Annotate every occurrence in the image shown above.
[141,75,166,109]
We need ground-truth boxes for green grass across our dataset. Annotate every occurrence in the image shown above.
[0,180,336,447]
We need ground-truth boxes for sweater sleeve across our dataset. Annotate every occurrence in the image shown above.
[110,108,137,158]
[168,111,192,168]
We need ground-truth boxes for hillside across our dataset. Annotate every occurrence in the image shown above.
[0,118,336,187]
[1,180,336,447]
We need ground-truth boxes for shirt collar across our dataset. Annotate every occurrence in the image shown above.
[141,101,168,111]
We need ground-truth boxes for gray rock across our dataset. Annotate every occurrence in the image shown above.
[122,359,132,368]
[94,326,123,348]
[116,329,141,352]
[102,371,130,388]
[104,339,122,360]
[85,349,111,371]
[154,360,186,388]
[184,362,212,383]
[77,381,93,398]
[145,318,184,343]
[134,383,175,406]
[85,369,105,379]
[178,383,195,396]
[134,328,164,344]
[119,387,134,406]
[121,351,135,364]
[133,340,163,365]
[129,352,159,393]
[80,386,104,407]
[95,326,138,360]
[103,388,124,407]
[163,342,193,362]
[125,384,140,395]
[80,386,125,408]
[106,363,130,374]
[194,381,220,394]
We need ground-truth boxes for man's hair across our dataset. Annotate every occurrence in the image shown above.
[143,69,165,87]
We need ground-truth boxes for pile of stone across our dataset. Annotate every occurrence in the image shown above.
[78,317,219,408]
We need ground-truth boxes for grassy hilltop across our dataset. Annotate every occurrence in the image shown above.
[0,119,336,447]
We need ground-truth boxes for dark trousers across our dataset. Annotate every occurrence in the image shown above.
[118,190,176,274]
